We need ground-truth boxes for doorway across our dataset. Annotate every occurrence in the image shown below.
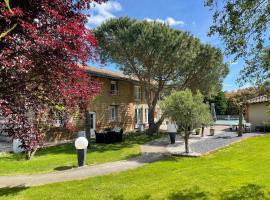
[89,112,96,136]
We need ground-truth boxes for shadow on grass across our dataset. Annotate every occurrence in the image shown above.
[37,133,161,156]
[54,165,75,171]
[0,185,29,197]
[111,193,152,200]
[220,184,269,200]
[168,187,209,200]
[167,184,269,200]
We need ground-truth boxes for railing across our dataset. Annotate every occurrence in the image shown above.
[216,115,240,120]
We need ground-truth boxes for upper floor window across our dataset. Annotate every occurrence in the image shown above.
[110,81,118,95]
[134,86,141,100]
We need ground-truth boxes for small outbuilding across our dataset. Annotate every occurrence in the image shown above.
[246,95,270,131]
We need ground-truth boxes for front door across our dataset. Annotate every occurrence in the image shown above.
[89,112,96,136]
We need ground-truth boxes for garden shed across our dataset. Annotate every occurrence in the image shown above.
[246,95,270,131]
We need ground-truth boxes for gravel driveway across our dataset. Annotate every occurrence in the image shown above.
[190,131,262,154]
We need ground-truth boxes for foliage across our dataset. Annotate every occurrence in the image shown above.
[225,87,267,115]
[211,91,227,115]
[94,17,228,134]
[245,48,270,84]
[206,0,270,83]
[0,0,104,159]
[0,0,17,39]
[2,135,270,200]
[160,90,212,152]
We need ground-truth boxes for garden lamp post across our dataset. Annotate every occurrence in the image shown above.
[75,137,88,167]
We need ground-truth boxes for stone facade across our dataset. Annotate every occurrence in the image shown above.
[86,66,151,132]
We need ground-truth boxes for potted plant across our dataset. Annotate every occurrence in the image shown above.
[169,132,176,144]
[195,128,200,135]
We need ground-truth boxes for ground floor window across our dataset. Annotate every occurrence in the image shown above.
[110,106,118,121]
[135,108,142,125]
[144,108,148,123]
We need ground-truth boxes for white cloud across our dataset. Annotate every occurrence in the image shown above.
[229,61,238,65]
[145,17,185,26]
[87,1,122,27]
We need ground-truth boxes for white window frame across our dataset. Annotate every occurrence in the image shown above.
[134,86,141,100]
[110,106,118,121]
[110,81,118,95]
[144,108,148,123]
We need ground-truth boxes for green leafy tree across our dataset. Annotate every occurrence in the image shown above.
[160,90,212,153]
[95,17,228,134]
[212,91,227,115]
[246,48,270,84]
[206,0,270,83]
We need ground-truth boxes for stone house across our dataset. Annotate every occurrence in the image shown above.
[85,66,158,133]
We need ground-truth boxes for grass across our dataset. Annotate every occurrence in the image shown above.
[0,133,160,175]
[1,134,270,200]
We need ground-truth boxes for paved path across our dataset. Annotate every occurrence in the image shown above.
[0,140,168,188]
[0,126,263,188]
[0,153,166,188]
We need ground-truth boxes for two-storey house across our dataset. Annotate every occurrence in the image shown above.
[85,66,155,132]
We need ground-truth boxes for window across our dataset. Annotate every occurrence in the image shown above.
[110,106,118,121]
[110,81,118,95]
[144,108,148,123]
[134,86,141,100]
[135,108,142,128]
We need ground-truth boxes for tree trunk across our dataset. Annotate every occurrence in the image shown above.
[84,110,91,148]
[146,107,164,135]
[238,104,243,137]
[184,132,189,153]
[26,148,38,160]
[201,126,205,137]
[147,108,156,135]
[184,127,191,153]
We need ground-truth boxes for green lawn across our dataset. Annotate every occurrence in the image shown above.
[1,134,270,200]
[0,133,159,175]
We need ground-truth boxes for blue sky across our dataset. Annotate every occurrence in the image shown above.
[87,0,246,92]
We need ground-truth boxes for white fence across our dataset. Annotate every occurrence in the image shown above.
[216,115,240,120]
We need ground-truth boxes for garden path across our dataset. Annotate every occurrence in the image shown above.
[0,126,263,188]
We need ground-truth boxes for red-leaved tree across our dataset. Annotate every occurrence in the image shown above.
[0,0,105,159]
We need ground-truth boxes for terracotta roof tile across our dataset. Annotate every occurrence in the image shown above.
[81,65,138,81]
[247,95,268,104]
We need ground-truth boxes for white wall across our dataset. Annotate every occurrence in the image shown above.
[248,103,270,130]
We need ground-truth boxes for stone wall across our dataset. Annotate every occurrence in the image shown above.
[45,127,76,142]
[89,78,135,131]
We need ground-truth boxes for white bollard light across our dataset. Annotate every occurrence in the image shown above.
[75,137,88,167]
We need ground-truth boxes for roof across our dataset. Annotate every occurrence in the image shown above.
[247,95,268,104]
[82,65,138,82]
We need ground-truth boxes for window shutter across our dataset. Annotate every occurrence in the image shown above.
[107,106,112,122]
